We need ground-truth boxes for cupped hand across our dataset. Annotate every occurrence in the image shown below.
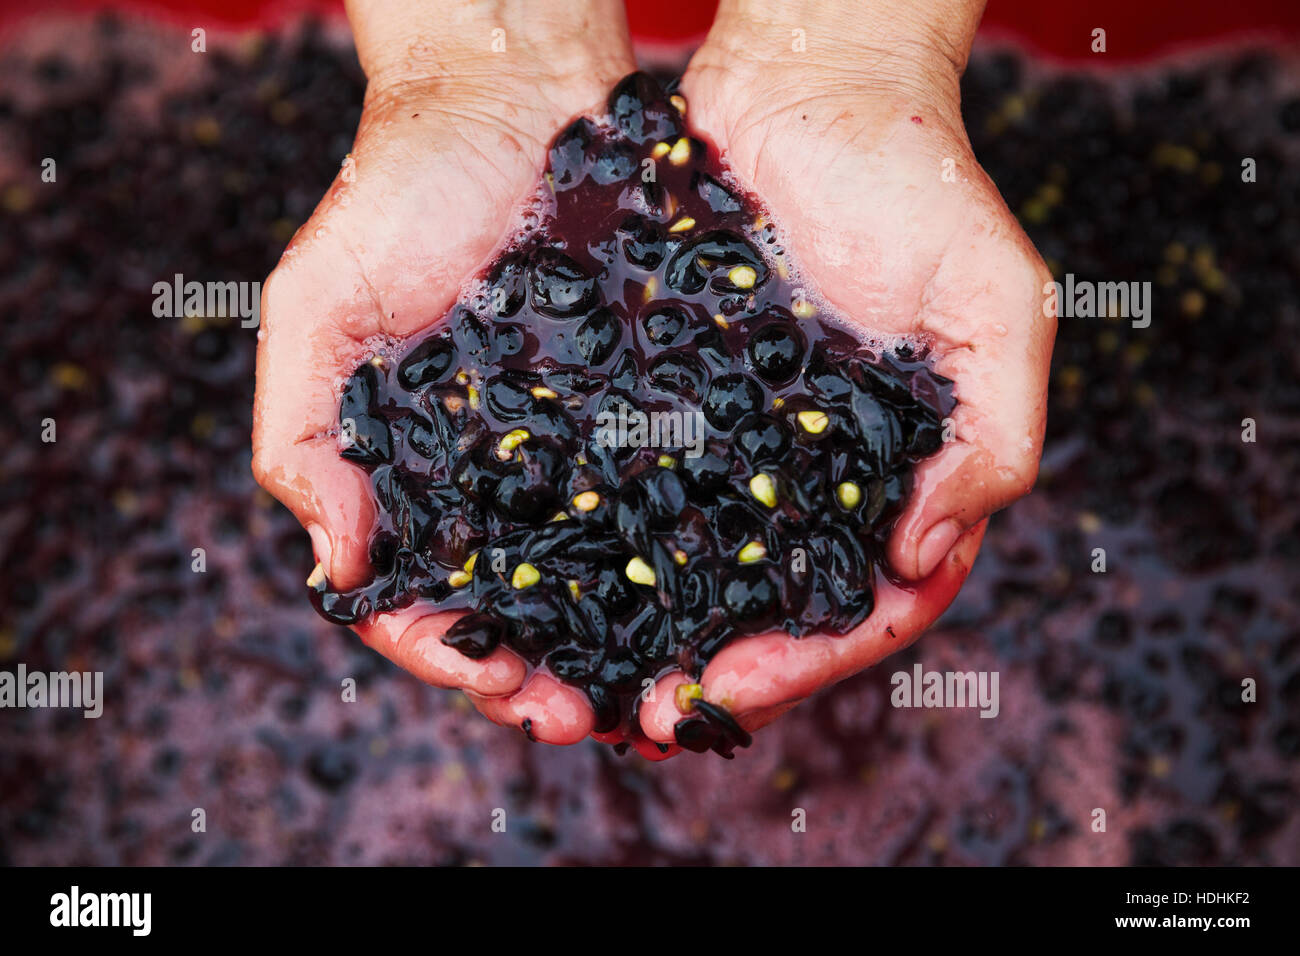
[252,2,636,745]
[638,8,1055,744]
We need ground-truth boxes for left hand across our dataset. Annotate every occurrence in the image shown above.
[637,0,1055,745]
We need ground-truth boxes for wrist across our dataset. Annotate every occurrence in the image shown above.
[703,0,983,113]
[346,0,633,116]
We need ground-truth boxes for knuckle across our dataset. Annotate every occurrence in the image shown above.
[260,263,291,321]
[1006,447,1041,498]
[249,443,283,492]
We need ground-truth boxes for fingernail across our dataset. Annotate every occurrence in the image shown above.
[916,519,963,578]
[306,523,332,575]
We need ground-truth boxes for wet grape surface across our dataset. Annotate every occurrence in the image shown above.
[310,71,954,754]
[0,18,1295,864]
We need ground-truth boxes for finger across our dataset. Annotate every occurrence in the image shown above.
[351,606,527,697]
[627,735,682,761]
[252,248,382,591]
[638,671,691,744]
[639,670,799,745]
[587,725,682,759]
[639,522,986,741]
[890,237,1055,580]
[250,130,535,591]
[465,672,595,745]
[256,251,529,697]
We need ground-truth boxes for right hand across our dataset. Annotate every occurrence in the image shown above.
[252,0,636,746]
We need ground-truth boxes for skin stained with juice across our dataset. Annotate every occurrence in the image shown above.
[0,22,1295,864]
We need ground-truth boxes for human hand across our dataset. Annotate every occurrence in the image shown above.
[252,0,637,744]
[637,0,1055,745]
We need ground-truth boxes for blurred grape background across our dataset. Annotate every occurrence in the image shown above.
[0,6,1297,864]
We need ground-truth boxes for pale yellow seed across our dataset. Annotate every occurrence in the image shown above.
[669,94,687,115]
[369,355,386,369]
[511,563,540,589]
[305,562,327,589]
[531,386,558,400]
[737,541,767,564]
[668,216,696,233]
[675,682,704,713]
[455,370,470,385]
[466,385,480,409]
[728,265,757,289]
[792,298,816,319]
[772,397,785,410]
[673,549,689,566]
[568,580,582,601]
[576,453,588,466]
[797,410,831,434]
[643,276,658,301]
[626,556,656,586]
[549,511,568,522]
[836,481,863,509]
[448,570,472,588]
[749,473,777,508]
[52,363,88,390]
[463,553,478,573]
[713,313,729,329]
[658,454,676,469]
[496,428,530,460]
[668,137,691,165]
[572,491,601,512]
[651,141,671,159]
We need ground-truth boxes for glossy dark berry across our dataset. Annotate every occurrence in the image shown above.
[454,309,491,363]
[574,307,622,365]
[494,470,555,522]
[608,71,680,144]
[590,142,636,184]
[643,305,688,345]
[681,449,732,493]
[748,321,805,383]
[648,352,708,401]
[703,374,763,430]
[734,414,791,463]
[609,351,639,391]
[441,613,504,660]
[487,252,528,317]
[722,566,778,622]
[484,374,535,422]
[528,248,598,318]
[664,231,767,295]
[550,117,595,190]
[616,215,666,269]
[397,336,456,390]
[693,172,742,213]
[546,645,603,681]
[639,468,687,526]
[804,351,854,401]
[339,413,392,467]
[599,649,643,693]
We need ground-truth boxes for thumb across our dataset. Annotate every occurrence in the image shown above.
[887,436,1038,580]
[889,224,1055,581]
[251,263,378,592]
